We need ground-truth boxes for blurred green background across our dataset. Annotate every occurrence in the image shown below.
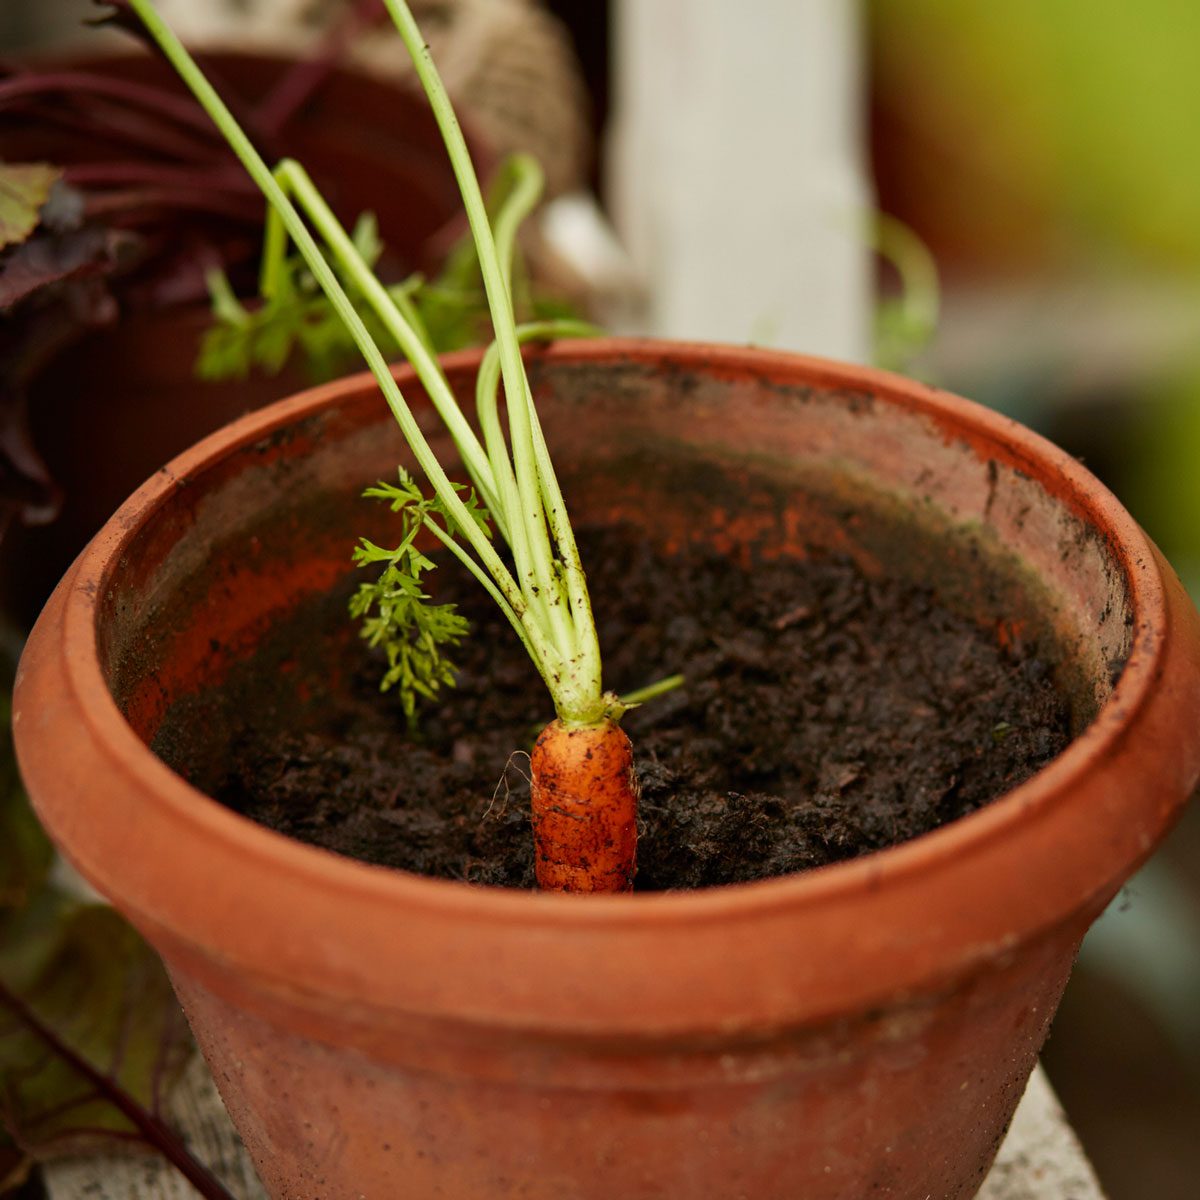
[871,0,1200,592]
[870,4,1200,1198]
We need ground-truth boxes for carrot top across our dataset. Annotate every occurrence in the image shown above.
[124,0,627,729]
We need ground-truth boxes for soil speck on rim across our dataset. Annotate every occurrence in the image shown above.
[164,527,1072,890]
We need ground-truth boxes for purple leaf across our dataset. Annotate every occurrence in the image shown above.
[0,224,127,311]
[0,898,234,1199]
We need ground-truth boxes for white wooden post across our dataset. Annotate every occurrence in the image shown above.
[607,0,873,362]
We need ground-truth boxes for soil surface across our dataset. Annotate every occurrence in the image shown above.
[184,527,1072,890]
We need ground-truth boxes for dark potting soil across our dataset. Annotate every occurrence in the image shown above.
[205,527,1072,891]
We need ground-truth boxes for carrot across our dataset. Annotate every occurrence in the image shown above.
[530,719,638,893]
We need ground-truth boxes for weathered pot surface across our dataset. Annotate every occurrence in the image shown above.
[14,341,1200,1199]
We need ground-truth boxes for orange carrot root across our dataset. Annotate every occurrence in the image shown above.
[530,718,638,893]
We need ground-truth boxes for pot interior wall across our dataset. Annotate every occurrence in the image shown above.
[95,355,1133,748]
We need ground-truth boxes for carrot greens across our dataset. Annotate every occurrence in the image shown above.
[126,0,616,728]
[196,210,407,384]
[125,0,668,891]
[349,472,487,729]
[196,154,568,387]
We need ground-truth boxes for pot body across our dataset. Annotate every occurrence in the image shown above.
[168,929,1075,1199]
[15,342,1200,1198]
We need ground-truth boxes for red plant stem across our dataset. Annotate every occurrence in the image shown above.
[1,69,282,168]
[0,981,235,1200]
[65,161,258,193]
[254,0,388,137]
[7,99,222,164]
[0,71,221,137]
[80,186,263,223]
[252,59,336,141]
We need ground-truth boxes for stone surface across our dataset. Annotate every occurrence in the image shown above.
[42,1055,267,1200]
[979,1066,1108,1200]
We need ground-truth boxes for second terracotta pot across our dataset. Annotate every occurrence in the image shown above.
[0,49,489,628]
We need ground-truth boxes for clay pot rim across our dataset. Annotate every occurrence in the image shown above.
[49,338,1167,928]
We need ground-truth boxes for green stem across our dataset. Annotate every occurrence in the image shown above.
[258,193,288,299]
[418,516,552,692]
[204,266,248,325]
[619,674,686,709]
[135,0,615,725]
[527,387,603,703]
[474,319,601,643]
[126,0,563,691]
[875,213,939,332]
[273,159,501,520]
[491,154,543,295]
[380,0,584,683]
[387,276,438,364]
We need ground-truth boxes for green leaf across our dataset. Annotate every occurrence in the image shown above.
[195,322,253,382]
[0,164,62,252]
[194,152,583,386]
[195,242,405,385]
[350,211,383,267]
[871,213,939,377]
[351,472,488,726]
[0,898,194,1168]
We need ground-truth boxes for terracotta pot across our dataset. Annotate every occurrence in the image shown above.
[13,342,1200,1199]
[0,51,491,628]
